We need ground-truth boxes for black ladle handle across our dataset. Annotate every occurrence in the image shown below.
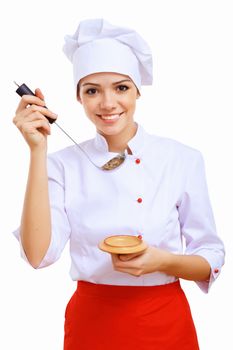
[15,82,55,124]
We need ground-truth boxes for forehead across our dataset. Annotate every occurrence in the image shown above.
[79,72,132,86]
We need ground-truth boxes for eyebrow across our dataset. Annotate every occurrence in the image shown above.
[81,79,132,87]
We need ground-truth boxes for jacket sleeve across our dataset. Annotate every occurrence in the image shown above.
[13,153,71,269]
[178,151,225,293]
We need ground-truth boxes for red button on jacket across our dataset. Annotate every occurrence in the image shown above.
[135,159,141,164]
[137,198,143,203]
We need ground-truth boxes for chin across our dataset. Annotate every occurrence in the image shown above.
[99,125,123,136]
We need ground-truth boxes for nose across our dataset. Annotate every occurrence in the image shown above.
[99,91,117,111]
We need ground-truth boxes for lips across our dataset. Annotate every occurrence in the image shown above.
[97,112,124,121]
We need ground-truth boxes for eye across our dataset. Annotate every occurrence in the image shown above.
[117,85,129,92]
[85,88,97,95]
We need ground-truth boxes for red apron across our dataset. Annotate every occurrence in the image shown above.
[64,280,199,349]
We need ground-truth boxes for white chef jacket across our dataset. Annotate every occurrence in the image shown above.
[14,124,225,293]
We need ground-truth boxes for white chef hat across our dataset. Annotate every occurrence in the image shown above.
[63,18,153,91]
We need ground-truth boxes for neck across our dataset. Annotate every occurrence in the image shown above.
[101,123,137,153]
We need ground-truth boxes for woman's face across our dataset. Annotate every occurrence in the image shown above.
[78,72,139,142]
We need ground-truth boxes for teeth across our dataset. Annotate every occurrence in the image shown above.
[100,114,121,120]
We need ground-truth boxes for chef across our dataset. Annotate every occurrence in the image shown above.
[13,18,225,350]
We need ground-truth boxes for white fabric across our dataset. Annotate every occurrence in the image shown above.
[13,124,225,293]
[63,18,153,90]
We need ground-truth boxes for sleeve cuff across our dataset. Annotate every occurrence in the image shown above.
[194,251,224,293]
[195,265,221,293]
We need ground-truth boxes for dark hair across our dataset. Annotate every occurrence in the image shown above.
[76,84,80,99]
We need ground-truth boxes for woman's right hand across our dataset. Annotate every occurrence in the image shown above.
[13,88,57,151]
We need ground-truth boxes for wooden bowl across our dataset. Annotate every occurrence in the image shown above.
[99,235,147,254]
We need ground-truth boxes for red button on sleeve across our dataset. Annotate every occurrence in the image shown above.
[135,158,141,164]
[137,198,143,203]
[214,268,219,274]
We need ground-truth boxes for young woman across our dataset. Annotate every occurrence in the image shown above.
[13,18,225,349]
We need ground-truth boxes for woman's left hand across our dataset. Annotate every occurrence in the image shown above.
[111,246,172,277]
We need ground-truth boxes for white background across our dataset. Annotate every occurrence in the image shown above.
[0,0,232,349]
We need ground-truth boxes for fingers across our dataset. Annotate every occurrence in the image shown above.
[15,116,51,136]
[111,253,143,277]
[35,88,45,100]
[111,252,143,265]
[15,94,46,114]
[13,88,57,149]
[13,107,53,145]
[25,120,51,136]
[14,87,57,123]
[13,104,57,126]
[118,252,143,261]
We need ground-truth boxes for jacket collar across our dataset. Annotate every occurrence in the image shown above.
[79,123,147,168]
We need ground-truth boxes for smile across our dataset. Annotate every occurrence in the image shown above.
[97,112,124,121]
